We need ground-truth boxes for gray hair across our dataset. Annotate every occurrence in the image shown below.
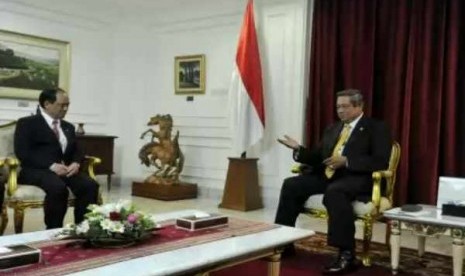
[336,89,364,107]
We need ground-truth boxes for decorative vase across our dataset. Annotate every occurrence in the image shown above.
[76,123,85,135]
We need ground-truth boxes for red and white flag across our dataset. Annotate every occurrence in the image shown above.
[229,0,265,156]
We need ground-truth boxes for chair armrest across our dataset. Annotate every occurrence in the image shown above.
[5,157,20,197]
[371,170,393,212]
[0,158,5,184]
[291,164,301,174]
[4,156,103,204]
[291,164,312,174]
[83,155,101,180]
[83,156,103,205]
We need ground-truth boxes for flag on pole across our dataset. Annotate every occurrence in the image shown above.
[229,0,265,156]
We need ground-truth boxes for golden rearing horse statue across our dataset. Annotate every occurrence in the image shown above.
[139,114,184,184]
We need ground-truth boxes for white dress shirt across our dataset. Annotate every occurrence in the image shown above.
[339,112,363,154]
[40,107,68,152]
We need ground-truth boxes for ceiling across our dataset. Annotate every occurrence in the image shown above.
[2,0,247,25]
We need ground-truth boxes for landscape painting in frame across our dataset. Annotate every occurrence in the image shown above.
[0,29,70,100]
[174,54,205,94]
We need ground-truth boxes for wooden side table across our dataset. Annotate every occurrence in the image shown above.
[76,134,117,191]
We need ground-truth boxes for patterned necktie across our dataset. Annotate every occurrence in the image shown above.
[52,120,60,139]
[325,124,351,179]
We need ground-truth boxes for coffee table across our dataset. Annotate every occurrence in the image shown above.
[0,209,314,275]
[384,205,465,276]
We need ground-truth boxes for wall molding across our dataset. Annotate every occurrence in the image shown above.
[150,11,242,34]
[180,143,230,150]
[0,0,113,31]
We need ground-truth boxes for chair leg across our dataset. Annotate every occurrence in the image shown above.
[0,204,8,235]
[385,220,391,248]
[13,207,25,234]
[362,218,373,267]
[97,193,103,205]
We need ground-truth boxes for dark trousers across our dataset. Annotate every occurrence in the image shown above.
[19,168,98,229]
[274,173,371,250]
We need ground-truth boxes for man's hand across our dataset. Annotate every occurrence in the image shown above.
[277,135,300,150]
[51,163,68,176]
[322,156,347,169]
[66,162,80,177]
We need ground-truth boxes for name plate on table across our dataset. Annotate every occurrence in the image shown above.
[0,245,41,270]
[442,203,465,217]
[176,213,228,231]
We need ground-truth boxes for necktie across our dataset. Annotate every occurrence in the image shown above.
[52,120,60,139]
[325,124,351,179]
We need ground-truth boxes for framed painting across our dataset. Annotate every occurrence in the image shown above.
[174,54,205,94]
[0,29,70,100]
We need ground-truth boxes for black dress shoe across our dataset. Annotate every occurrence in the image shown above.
[322,252,358,275]
[323,255,340,270]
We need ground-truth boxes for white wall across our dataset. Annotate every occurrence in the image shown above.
[0,0,114,132]
[0,0,313,209]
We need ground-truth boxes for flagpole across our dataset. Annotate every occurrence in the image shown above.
[219,0,263,211]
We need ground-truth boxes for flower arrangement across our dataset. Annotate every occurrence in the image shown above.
[58,200,156,247]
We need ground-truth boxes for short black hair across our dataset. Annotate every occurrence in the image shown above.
[38,88,65,108]
[336,89,364,107]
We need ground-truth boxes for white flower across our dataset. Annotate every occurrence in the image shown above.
[63,223,74,231]
[76,220,90,234]
[57,200,155,242]
[100,219,114,231]
[87,204,99,212]
[87,215,102,222]
[109,221,125,233]
[100,219,125,233]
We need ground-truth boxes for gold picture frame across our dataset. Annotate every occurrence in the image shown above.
[0,29,70,100]
[174,54,205,94]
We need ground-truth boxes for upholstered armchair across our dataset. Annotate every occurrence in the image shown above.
[0,158,7,235]
[301,142,401,267]
[0,121,102,234]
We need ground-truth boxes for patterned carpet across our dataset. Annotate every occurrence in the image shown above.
[213,232,454,276]
[295,232,454,276]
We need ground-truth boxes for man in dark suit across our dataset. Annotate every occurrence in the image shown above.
[14,88,98,229]
[275,89,391,274]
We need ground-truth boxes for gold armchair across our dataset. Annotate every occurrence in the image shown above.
[0,121,102,234]
[0,158,6,234]
[301,142,400,266]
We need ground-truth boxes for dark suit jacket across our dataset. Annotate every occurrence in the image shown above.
[14,114,83,170]
[295,116,392,177]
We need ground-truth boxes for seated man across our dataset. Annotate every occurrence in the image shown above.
[275,89,391,275]
[14,88,98,229]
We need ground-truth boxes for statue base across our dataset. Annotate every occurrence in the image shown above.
[131,181,197,201]
[144,175,179,185]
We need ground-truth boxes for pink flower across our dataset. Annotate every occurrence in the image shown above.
[127,214,138,224]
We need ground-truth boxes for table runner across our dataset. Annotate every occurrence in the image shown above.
[1,217,277,276]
